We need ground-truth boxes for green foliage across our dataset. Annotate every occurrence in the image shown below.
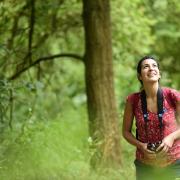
[0,81,135,180]
[147,0,180,88]
[111,0,156,106]
[0,78,17,131]
[0,0,84,77]
[0,108,88,180]
[111,0,155,56]
[0,0,179,179]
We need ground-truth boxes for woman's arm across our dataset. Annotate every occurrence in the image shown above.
[122,100,142,149]
[122,99,156,159]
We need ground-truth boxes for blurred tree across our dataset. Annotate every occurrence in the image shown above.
[83,0,121,168]
[0,0,122,169]
[0,0,84,80]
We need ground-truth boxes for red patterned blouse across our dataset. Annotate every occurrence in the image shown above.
[127,87,180,167]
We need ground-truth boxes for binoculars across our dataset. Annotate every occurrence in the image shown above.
[147,141,162,152]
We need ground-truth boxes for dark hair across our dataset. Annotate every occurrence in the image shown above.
[137,56,160,85]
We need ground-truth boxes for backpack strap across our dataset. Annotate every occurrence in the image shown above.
[141,90,148,122]
[140,87,164,141]
[141,90,149,141]
[157,88,164,129]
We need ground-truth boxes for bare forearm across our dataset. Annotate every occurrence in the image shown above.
[169,128,180,141]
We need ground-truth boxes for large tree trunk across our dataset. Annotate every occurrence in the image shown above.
[82,0,121,168]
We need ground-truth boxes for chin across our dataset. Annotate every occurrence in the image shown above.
[145,79,159,83]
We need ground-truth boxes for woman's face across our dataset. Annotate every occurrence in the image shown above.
[139,59,161,84]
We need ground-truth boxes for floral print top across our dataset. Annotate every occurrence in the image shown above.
[127,87,180,167]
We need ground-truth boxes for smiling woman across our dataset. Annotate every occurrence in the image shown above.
[136,56,161,87]
[122,56,180,180]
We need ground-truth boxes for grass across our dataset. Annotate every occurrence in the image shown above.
[0,105,136,180]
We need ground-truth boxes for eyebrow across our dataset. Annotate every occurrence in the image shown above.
[142,63,157,66]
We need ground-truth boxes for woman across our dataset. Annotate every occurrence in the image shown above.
[122,56,180,180]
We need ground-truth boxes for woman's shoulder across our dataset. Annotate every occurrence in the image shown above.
[162,87,180,102]
[126,91,141,104]
[127,91,141,97]
[162,87,178,92]
[162,87,179,95]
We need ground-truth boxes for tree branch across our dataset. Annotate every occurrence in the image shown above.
[9,89,13,130]
[9,53,84,80]
[7,3,28,50]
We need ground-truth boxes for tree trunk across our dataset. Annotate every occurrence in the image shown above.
[82,0,121,168]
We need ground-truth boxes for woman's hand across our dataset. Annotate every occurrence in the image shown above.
[156,134,175,155]
[138,142,156,160]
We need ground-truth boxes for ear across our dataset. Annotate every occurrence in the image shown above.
[137,74,142,81]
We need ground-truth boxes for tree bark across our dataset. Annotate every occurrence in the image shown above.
[82,0,121,168]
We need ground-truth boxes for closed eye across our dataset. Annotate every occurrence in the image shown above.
[142,63,158,69]
[142,64,149,69]
[153,63,158,67]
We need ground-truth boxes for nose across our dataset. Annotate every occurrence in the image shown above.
[149,64,155,70]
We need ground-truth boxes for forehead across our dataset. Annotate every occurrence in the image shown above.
[141,59,157,66]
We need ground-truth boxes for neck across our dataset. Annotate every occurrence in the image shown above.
[143,82,159,98]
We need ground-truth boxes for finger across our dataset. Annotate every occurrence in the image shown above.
[145,153,156,159]
[147,155,156,159]
[146,149,156,154]
[144,147,156,154]
[164,145,169,153]
[156,143,164,152]
[158,145,169,155]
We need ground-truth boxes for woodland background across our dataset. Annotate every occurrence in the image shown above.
[0,0,179,180]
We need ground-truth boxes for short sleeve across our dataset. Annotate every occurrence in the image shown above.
[126,94,134,105]
[169,88,180,102]
[125,92,140,115]
[126,92,140,105]
[163,87,180,109]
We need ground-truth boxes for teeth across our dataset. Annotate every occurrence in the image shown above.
[148,74,156,77]
[149,73,156,76]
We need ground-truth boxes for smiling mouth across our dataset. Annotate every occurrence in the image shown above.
[148,71,157,76]
[148,73,157,77]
